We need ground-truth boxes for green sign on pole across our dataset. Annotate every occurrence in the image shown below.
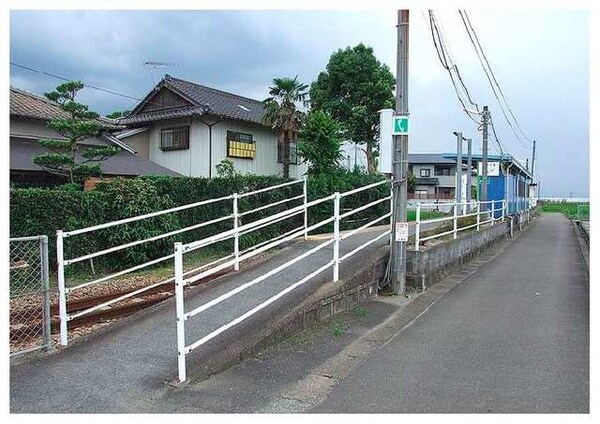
[392,115,410,135]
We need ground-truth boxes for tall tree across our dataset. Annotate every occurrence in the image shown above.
[33,81,119,184]
[106,109,132,119]
[309,43,395,174]
[262,76,308,179]
[298,110,342,176]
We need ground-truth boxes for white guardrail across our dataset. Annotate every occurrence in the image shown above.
[413,199,506,251]
[174,179,391,382]
[56,178,308,347]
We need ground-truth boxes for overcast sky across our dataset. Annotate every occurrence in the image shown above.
[9,9,589,197]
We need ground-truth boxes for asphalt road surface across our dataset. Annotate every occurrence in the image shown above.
[312,213,589,413]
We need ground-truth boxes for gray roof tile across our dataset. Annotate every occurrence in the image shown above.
[120,75,266,126]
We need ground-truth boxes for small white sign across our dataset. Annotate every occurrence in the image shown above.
[395,222,409,242]
[477,161,500,177]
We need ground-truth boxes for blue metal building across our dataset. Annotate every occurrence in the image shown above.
[442,153,535,218]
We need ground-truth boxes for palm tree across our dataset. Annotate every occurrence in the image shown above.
[261,76,308,179]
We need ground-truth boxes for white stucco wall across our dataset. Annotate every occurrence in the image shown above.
[145,117,307,178]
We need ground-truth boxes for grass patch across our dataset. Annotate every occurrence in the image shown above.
[540,201,589,220]
[352,306,369,317]
[330,319,347,337]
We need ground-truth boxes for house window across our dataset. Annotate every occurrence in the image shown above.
[160,126,189,151]
[435,166,451,176]
[420,168,431,177]
[227,131,256,159]
[277,142,298,165]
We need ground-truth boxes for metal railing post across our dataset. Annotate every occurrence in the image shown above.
[476,201,481,232]
[233,193,240,271]
[389,188,394,244]
[502,199,506,222]
[40,235,51,351]
[491,201,495,226]
[453,202,458,239]
[303,176,308,240]
[415,203,421,251]
[174,242,187,383]
[333,192,340,282]
[56,230,68,347]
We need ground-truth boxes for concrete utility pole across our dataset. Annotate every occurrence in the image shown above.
[481,106,490,208]
[466,138,472,213]
[455,131,463,215]
[531,139,536,177]
[389,9,409,295]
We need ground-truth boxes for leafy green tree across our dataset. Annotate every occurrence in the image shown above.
[106,109,132,119]
[33,81,120,184]
[262,76,308,179]
[309,43,395,174]
[298,110,343,176]
[408,172,417,193]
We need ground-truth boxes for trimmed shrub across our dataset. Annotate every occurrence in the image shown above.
[10,171,389,273]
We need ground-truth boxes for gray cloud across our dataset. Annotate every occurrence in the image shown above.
[10,9,589,197]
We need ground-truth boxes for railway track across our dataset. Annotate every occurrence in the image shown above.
[10,268,231,344]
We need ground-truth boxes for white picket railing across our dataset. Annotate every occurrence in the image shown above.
[56,178,307,346]
[414,199,506,251]
[174,179,391,382]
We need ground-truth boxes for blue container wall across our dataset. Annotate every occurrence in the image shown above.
[478,167,531,217]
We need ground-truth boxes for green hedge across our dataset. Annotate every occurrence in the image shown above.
[10,171,389,273]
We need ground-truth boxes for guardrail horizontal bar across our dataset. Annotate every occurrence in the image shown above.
[184,207,300,254]
[239,195,304,217]
[238,179,302,199]
[64,194,234,237]
[339,180,388,198]
[185,216,335,285]
[186,260,334,354]
[185,237,334,319]
[68,278,172,320]
[184,194,335,253]
[241,226,304,254]
[419,215,455,225]
[66,214,234,265]
[239,210,303,238]
[340,212,392,241]
[420,228,456,242]
[339,229,391,262]
[456,222,479,232]
[339,196,392,219]
[68,253,176,292]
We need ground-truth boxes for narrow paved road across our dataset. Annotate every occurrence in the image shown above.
[312,213,589,413]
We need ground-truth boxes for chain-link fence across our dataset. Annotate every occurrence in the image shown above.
[10,236,51,357]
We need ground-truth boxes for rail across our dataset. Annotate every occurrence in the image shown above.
[414,199,506,251]
[174,179,391,382]
[56,178,307,346]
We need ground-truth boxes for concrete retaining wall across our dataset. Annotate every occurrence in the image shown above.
[406,221,510,291]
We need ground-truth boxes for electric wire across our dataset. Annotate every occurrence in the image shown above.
[458,11,532,148]
[462,11,533,145]
[428,11,481,124]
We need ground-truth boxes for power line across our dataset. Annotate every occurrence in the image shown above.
[11,62,144,103]
[458,11,533,148]
[427,10,481,124]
